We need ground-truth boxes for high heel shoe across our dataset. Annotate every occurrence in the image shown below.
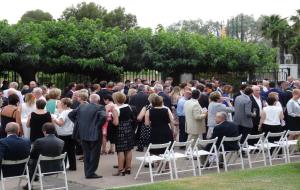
[125,168,131,175]
[112,169,125,176]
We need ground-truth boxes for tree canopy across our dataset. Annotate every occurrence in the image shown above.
[20,9,53,23]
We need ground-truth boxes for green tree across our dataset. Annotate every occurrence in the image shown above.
[103,7,137,31]
[61,2,107,21]
[20,9,53,23]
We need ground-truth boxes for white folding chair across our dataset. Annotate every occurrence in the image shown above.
[169,139,196,179]
[1,157,31,190]
[218,135,244,172]
[282,130,300,163]
[193,137,219,175]
[260,131,287,166]
[31,153,68,190]
[241,133,267,168]
[135,142,172,183]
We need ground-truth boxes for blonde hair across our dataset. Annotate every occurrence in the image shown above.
[112,92,127,104]
[24,93,36,106]
[127,89,137,97]
[48,88,61,99]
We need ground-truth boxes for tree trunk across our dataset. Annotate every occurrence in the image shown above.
[18,69,37,85]
[279,34,285,65]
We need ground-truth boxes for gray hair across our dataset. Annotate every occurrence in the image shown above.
[137,84,145,92]
[216,112,228,121]
[9,82,18,89]
[5,122,19,134]
[154,84,163,92]
[33,87,43,94]
[89,94,100,104]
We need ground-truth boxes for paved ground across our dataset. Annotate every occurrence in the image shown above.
[4,149,300,190]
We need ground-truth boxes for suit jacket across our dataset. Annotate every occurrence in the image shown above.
[30,134,64,173]
[0,135,31,177]
[234,94,253,128]
[211,121,239,151]
[96,89,112,105]
[68,103,106,141]
[158,92,172,109]
[129,92,149,114]
[184,99,206,135]
[250,95,263,128]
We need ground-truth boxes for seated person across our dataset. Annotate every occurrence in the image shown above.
[0,122,31,177]
[211,112,240,151]
[25,123,64,189]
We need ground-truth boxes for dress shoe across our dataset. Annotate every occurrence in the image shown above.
[86,174,103,179]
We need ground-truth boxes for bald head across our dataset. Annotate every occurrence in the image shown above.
[215,112,227,125]
[252,85,261,98]
[5,122,19,135]
[89,94,100,104]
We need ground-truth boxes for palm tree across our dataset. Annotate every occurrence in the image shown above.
[261,15,290,65]
[290,9,300,33]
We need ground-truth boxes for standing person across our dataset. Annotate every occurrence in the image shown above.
[64,82,76,98]
[46,88,61,114]
[27,99,52,143]
[145,95,174,155]
[259,96,284,142]
[53,98,76,171]
[97,81,112,105]
[32,87,46,101]
[112,92,135,176]
[250,86,263,137]
[207,92,234,139]
[286,89,300,132]
[154,84,172,109]
[184,90,207,144]
[3,82,24,104]
[20,93,36,138]
[176,90,191,144]
[68,94,106,179]
[0,94,22,138]
[234,87,255,143]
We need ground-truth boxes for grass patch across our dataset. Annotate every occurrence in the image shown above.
[115,163,300,190]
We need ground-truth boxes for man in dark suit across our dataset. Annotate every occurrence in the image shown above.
[68,94,106,179]
[0,122,31,177]
[234,87,254,143]
[211,112,239,151]
[154,83,172,109]
[250,86,263,138]
[96,81,112,105]
[129,84,149,114]
[24,123,64,189]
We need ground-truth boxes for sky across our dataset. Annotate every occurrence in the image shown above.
[0,0,299,28]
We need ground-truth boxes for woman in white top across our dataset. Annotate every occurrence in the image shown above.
[259,96,284,142]
[20,93,36,138]
[53,98,76,170]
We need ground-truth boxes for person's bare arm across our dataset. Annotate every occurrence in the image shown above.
[258,111,266,130]
[144,110,150,126]
[137,107,146,121]
[26,114,31,128]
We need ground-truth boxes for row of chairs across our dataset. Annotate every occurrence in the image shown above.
[135,130,300,183]
[1,153,68,190]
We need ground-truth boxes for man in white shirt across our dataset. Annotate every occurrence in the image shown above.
[250,85,263,138]
[3,82,24,104]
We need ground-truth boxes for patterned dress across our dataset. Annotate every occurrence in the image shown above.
[115,104,135,152]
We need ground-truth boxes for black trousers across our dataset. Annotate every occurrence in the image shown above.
[59,135,76,170]
[81,140,101,177]
[238,126,253,144]
[178,116,188,142]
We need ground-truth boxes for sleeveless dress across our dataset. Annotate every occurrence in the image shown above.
[21,103,36,138]
[29,112,52,142]
[137,105,152,149]
[0,107,17,138]
[149,107,173,155]
[115,105,135,152]
[46,99,57,114]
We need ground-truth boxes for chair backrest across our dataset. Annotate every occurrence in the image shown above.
[219,135,242,151]
[2,157,29,165]
[37,153,67,174]
[265,131,286,139]
[242,133,265,147]
[194,137,218,153]
[39,153,66,162]
[1,157,29,179]
[285,130,300,138]
[144,142,172,158]
[170,139,194,155]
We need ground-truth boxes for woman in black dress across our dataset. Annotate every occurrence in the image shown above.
[112,92,135,176]
[145,95,174,155]
[27,99,52,143]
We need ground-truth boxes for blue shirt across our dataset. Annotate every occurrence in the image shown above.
[176,96,187,116]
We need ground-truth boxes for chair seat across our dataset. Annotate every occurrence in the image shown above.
[242,145,261,151]
[257,143,281,149]
[168,152,188,159]
[136,155,165,162]
[193,150,212,157]
[286,140,297,145]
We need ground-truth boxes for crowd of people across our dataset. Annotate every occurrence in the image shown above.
[0,75,300,185]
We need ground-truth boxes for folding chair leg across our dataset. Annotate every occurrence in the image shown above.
[196,156,202,176]
[1,174,5,190]
[267,149,272,166]
[247,150,252,168]
[134,160,144,180]
[191,157,196,176]
[262,149,267,167]
[222,152,228,172]
[173,159,178,179]
[287,146,291,163]
[215,154,220,173]
[168,161,173,180]
[239,150,244,170]
[38,166,44,190]
[149,161,154,183]
[63,163,69,190]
